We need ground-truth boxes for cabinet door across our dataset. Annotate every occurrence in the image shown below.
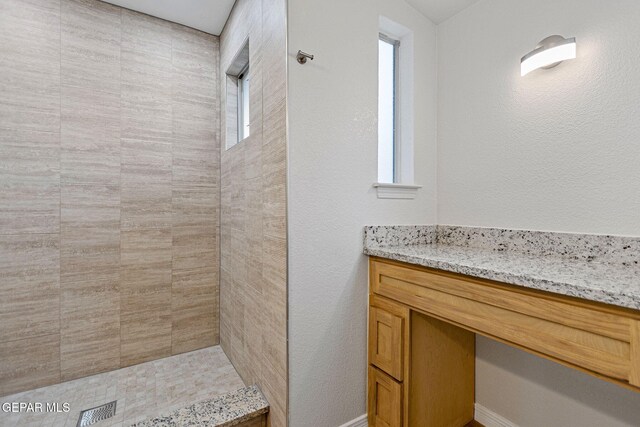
[368,366,402,427]
[370,306,404,380]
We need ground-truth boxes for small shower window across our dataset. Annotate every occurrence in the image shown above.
[237,64,250,141]
[225,39,250,149]
[378,33,399,184]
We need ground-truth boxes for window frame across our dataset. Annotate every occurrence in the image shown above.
[378,32,401,183]
[237,63,250,142]
[224,38,250,150]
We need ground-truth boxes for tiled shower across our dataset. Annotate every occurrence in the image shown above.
[0,0,288,425]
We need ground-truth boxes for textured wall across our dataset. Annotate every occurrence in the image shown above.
[437,0,640,236]
[437,0,640,425]
[287,0,438,424]
[0,0,219,396]
[219,0,288,426]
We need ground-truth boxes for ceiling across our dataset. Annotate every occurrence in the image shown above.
[406,0,481,24]
[101,0,236,35]
[101,0,478,35]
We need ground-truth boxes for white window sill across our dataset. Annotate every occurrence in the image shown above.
[373,182,422,199]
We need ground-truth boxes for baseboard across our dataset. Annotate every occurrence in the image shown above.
[475,403,518,427]
[352,407,514,427]
[338,414,367,427]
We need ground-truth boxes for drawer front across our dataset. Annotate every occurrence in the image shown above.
[371,258,635,384]
[369,306,404,380]
[368,366,402,427]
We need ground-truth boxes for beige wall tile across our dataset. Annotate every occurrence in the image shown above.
[61,183,120,229]
[263,235,286,291]
[121,187,173,231]
[0,0,60,133]
[219,267,233,350]
[171,267,218,354]
[0,334,61,396]
[0,234,60,343]
[262,138,286,239]
[0,73,60,133]
[245,178,263,295]
[171,23,219,57]
[121,138,172,230]
[172,186,218,226]
[61,0,121,93]
[60,225,120,286]
[220,0,288,424]
[262,370,287,427]
[120,309,172,367]
[262,364,287,427]
[58,0,123,381]
[1,0,220,395]
[172,142,219,188]
[121,228,172,269]
[243,285,264,385]
[121,8,172,59]
[61,86,120,185]
[0,1,62,396]
[262,284,287,382]
[60,285,120,380]
[121,78,172,142]
[120,229,173,366]
[60,184,121,380]
[169,21,221,359]
[173,226,217,271]
[120,10,173,234]
[120,19,172,141]
[0,0,61,231]
[0,130,60,234]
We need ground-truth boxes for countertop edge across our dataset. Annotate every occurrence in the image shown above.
[365,247,640,311]
[129,385,269,427]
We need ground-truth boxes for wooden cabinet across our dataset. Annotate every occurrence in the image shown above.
[369,306,404,381]
[368,367,403,427]
[368,257,640,426]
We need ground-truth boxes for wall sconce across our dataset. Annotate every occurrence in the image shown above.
[521,35,576,76]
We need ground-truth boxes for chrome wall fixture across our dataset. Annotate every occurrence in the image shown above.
[521,35,577,76]
[296,50,314,64]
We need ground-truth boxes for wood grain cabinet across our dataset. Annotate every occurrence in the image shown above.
[369,306,404,380]
[367,257,640,426]
[368,367,403,427]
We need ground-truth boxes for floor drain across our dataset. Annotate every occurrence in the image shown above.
[77,401,117,427]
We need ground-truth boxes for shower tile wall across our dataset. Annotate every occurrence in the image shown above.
[0,0,220,396]
[220,0,288,425]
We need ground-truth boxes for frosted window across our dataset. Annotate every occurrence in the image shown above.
[378,36,397,183]
[238,66,250,141]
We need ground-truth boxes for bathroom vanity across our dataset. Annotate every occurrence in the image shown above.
[364,226,640,427]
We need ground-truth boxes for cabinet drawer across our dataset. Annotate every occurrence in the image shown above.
[368,366,403,427]
[369,306,404,380]
[371,258,638,385]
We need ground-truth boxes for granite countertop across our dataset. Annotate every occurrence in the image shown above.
[364,225,640,311]
[130,385,269,427]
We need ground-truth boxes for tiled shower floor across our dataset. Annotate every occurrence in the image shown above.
[0,346,245,427]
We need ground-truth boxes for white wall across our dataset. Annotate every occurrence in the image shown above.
[437,0,640,236]
[476,339,640,427]
[438,0,640,425]
[287,0,438,424]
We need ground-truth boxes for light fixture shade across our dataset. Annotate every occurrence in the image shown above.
[521,35,576,76]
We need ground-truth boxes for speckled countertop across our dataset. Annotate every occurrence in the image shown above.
[364,225,640,311]
[129,385,269,427]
